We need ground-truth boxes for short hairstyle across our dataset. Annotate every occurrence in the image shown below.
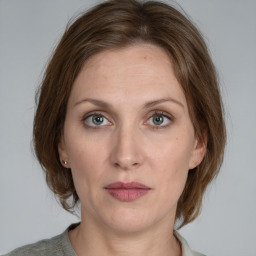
[33,0,226,228]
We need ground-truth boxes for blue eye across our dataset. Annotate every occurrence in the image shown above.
[82,111,172,129]
[147,112,172,127]
[91,115,104,125]
[83,112,111,128]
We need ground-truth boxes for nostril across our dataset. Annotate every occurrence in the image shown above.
[114,160,140,170]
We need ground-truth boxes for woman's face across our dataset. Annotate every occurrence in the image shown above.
[58,43,205,233]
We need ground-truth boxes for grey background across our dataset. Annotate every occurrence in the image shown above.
[0,0,256,255]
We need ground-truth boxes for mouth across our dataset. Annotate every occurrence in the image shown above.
[104,182,151,202]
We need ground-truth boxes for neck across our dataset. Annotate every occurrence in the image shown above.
[69,211,181,256]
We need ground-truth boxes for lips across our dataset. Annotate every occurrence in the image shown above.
[104,182,151,202]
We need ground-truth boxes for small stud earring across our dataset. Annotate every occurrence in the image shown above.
[62,160,68,165]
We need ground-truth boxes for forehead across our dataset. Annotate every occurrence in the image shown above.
[69,43,187,107]
[82,43,173,80]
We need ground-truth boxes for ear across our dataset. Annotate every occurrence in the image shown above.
[58,136,70,168]
[188,134,207,170]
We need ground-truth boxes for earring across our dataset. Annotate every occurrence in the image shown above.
[62,160,68,165]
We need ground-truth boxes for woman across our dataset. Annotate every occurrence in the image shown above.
[5,0,226,255]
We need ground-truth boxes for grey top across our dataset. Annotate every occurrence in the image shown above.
[4,223,205,256]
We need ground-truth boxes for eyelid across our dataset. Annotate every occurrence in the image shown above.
[81,110,174,129]
[144,110,174,129]
[81,111,112,128]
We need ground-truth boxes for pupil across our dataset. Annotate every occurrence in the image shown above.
[153,115,163,125]
[93,115,103,125]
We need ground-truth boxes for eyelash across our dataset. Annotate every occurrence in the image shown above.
[148,111,173,129]
[81,111,110,129]
[81,110,173,130]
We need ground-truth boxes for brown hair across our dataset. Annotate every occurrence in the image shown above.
[33,0,226,228]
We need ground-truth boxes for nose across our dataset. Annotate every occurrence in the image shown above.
[110,125,144,170]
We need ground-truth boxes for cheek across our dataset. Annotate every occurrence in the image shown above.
[65,122,108,170]
[69,141,94,171]
[148,132,194,172]
[148,134,193,197]
[65,135,107,198]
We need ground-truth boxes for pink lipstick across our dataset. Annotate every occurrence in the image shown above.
[104,182,151,202]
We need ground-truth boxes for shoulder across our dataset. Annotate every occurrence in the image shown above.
[3,234,64,256]
[174,231,206,256]
[3,224,78,256]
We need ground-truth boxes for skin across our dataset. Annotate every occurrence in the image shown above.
[58,43,206,256]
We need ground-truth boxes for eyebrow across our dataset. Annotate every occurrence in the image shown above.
[143,98,184,109]
[74,97,184,109]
